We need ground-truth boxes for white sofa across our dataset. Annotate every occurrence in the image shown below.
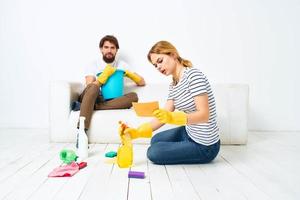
[49,80,249,145]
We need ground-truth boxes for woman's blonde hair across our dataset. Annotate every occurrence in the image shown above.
[147,40,192,68]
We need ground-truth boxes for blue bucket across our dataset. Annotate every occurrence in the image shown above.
[97,69,125,100]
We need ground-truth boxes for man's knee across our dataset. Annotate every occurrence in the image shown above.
[125,92,138,102]
[85,83,99,94]
[86,83,99,90]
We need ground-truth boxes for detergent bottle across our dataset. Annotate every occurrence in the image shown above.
[77,116,88,160]
[117,121,133,168]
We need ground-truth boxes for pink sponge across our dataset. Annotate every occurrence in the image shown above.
[128,171,145,179]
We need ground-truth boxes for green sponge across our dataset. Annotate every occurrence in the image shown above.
[105,151,117,158]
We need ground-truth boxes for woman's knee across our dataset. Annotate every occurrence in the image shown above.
[147,145,163,165]
[150,133,161,145]
[147,146,156,163]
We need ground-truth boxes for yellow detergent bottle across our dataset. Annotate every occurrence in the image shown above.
[117,121,133,168]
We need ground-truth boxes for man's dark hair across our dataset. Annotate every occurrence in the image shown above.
[99,35,119,49]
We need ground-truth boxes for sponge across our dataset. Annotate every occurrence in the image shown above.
[105,151,117,158]
[128,171,145,179]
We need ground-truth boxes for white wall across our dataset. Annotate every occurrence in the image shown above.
[0,0,299,131]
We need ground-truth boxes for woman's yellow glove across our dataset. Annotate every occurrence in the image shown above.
[153,109,187,125]
[124,123,152,139]
[124,70,142,84]
[97,64,116,84]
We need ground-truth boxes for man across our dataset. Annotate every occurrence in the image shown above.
[73,35,145,147]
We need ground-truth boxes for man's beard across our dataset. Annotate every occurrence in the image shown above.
[103,53,115,63]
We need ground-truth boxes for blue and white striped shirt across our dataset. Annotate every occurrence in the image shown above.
[168,67,219,145]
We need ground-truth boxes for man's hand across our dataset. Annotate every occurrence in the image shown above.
[152,109,187,125]
[92,80,100,87]
[97,65,116,84]
[125,70,145,86]
[85,76,96,85]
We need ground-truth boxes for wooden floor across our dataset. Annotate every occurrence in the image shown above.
[0,129,299,200]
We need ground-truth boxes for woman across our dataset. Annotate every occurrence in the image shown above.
[124,41,220,164]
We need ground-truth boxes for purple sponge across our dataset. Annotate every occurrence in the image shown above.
[128,171,145,179]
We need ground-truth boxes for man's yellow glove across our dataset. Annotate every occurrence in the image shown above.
[97,64,116,85]
[124,123,152,139]
[125,70,142,84]
[153,109,187,125]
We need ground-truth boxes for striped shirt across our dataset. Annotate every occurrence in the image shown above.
[168,67,219,145]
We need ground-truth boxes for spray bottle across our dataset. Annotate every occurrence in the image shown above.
[77,116,88,161]
[117,121,133,168]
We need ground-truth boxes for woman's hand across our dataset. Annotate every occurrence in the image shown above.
[124,123,153,139]
[152,109,187,125]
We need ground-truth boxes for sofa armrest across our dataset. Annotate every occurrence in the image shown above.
[49,81,84,142]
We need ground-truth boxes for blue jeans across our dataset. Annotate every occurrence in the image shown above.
[147,126,220,165]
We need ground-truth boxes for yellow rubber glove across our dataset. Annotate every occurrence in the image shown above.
[125,70,142,84]
[153,109,187,125]
[124,123,152,140]
[97,64,116,85]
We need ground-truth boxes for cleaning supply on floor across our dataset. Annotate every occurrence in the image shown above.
[105,151,117,158]
[77,116,88,161]
[48,161,79,177]
[117,144,133,168]
[128,171,145,179]
[117,121,133,168]
[78,161,87,169]
[60,149,78,164]
[48,162,87,177]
